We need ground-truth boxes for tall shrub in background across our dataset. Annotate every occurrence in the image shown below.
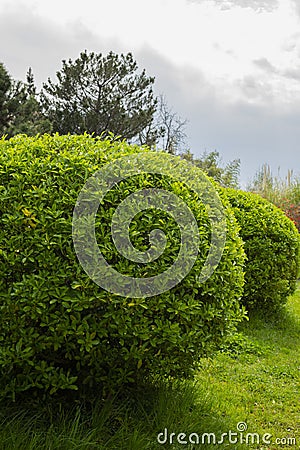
[248,164,300,232]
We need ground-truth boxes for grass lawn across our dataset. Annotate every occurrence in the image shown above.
[0,283,299,449]
[196,282,300,450]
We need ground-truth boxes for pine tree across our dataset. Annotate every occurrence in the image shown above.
[41,50,157,141]
[0,63,13,132]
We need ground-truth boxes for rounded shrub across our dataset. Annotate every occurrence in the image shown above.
[0,134,246,400]
[224,188,300,312]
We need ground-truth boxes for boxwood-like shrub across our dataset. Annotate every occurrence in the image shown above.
[225,188,300,312]
[0,134,246,400]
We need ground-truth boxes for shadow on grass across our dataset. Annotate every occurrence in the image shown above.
[0,380,244,450]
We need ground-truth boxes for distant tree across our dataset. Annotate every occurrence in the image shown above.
[155,94,187,154]
[41,50,157,142]
[0,64,51,138]
[222,157,241,188]
[26,67,36,96]
[137,94,188,152]
[181,149,240,188]
[6,68,52,137]
[0,63,16,133]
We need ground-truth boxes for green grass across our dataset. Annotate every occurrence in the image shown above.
[0,284,299,449]
[196,283,300,449]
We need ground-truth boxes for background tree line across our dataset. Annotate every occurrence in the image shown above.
[0,50,240,188]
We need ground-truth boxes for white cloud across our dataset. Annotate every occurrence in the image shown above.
[187,0,279,13]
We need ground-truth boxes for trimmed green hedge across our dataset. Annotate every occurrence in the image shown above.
[225,188,300,312]
[0,134,246,399]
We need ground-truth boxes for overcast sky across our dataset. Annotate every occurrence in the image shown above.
[1,0,300,186]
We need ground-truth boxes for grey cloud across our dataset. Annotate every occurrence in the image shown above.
[184,94,300,187]
[213,42,236,58]
[253,58,278,74]
[253,56,300,86]
[137,46,216,104]
[281,32,300,54]
[186,0,279,13]
[137,47,300,184]
[283,67,300,81]
[253,57,300,84]
[291,0,300,19]
[238,75,274,103]
[0,4,124,87]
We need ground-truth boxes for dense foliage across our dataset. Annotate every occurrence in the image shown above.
[0,134,246,400]
[181,150,241,188]
[225,188,300,312]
